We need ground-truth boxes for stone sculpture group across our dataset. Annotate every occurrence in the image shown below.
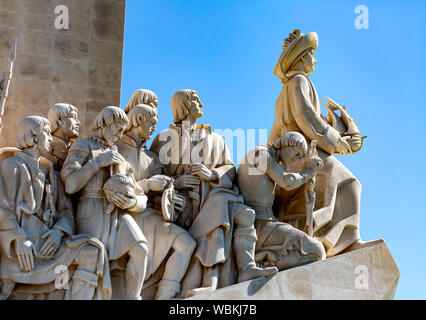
[0,30,370,300]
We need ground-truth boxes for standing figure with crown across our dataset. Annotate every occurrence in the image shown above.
[269,30,370,257]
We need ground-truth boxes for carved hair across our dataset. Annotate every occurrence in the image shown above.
[125,89,158,113]
[91,106,129,131]
[171,89,198,124]
[17,116,51,149]
[48,103,78,132]
[272,131,307,151]
[126,104,158,131]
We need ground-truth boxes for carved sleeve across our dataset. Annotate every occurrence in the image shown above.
[288,75,340,154]
[60,143,97,194]
[60,148,90,180]
[210,133,236,189]
[265,151,313,191]
[0,159,28,258]
[52,174,74,236]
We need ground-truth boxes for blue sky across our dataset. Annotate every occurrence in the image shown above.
[120,0,426,299]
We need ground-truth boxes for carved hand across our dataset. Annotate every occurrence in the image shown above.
[14,238,35,272]
[174,174,200,190]
[95,150,125,168]
[190,163,217,182]
[148,175,173,192]
[335,137,352,155]
[172,192,186,212]
[40,229,64,257]
[109,192,137,209]
[306,156,324,175]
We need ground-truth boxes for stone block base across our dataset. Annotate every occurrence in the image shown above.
[186,239,399,300]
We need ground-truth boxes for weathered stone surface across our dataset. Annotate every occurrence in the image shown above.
[186,240,399,300]
[0,0,126,146]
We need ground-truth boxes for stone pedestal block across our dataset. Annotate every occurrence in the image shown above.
[187,239,400,300]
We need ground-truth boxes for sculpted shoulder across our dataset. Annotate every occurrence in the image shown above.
[288,73,310,88]
[67,139,92,154]
[0,155,24,172]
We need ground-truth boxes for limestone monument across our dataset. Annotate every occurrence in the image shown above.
[0,116,108,300]
[0,0,400,300]
[60,106,149,300]
[0,0,126,146]
[117,100,195,300]
[150,90,278,298]
[237,132,326,271]
[269,29,368,257]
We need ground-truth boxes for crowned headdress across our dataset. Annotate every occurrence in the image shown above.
[273,29,318,81]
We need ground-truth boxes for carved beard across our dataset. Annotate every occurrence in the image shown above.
[62,125,79,140]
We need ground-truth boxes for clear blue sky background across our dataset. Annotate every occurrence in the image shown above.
[120,0,426,299]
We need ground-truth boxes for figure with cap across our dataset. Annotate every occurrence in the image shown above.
[269,29,368,257]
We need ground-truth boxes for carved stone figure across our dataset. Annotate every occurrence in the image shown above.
[125,89,158,113]
[60,107,149,300]
[43,103,80,170]
[0,116,107,300]
[116,102,196,300]
[150,89,277,298]
[238,132,326,270]
[269,30,366,257]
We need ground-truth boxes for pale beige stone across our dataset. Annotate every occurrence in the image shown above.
[270,30,366,257]
[88,62,122,89]
[0,0,126,146]
[187,240,399,300]
[150,90,278,298]
[0,116,107,300]
[116,101,196,300]
[61,106,149,300]
[237,132,326,271]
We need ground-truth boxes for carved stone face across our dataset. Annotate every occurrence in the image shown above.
[59,110,80,139]
[37,125,53,154]
[279,146,306,165]
[302,49,316,74]
[188,94,204,119]
[140,115,158,140]
[102,121,127,146]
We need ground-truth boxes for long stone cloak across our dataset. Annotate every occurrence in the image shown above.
[150,124,244,269]
[268,71,361,257]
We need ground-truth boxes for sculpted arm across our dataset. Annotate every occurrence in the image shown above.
[0,160,27,258]
[288,76,340,155]
[52,175,74,236]
[208,134,236,188]
[264,151,314,191]
[60,148,95,194]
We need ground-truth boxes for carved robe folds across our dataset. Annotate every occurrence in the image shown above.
[0,151,106,295]
[60,138,147,266]
[269,71,361,257]
[116,134,189,280]
[238,145,325,270]
[151,124,244,287]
